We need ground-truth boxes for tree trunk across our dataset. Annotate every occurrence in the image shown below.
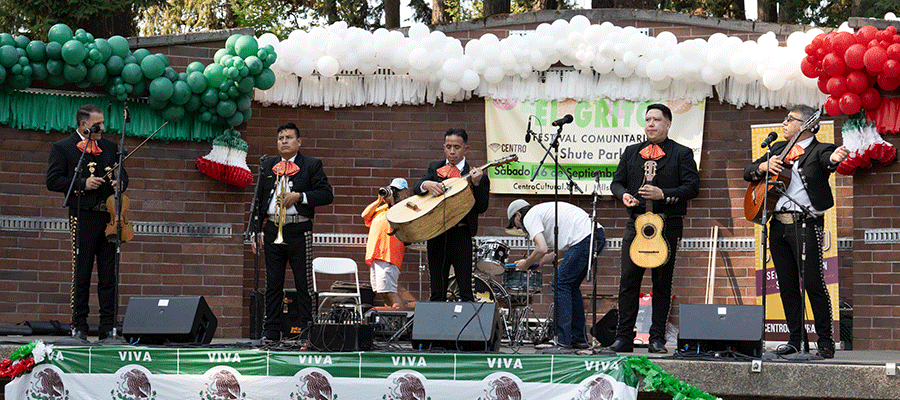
[432,0,449,24]
[533,0,558,11]
[483,0,510,17]
[758,0,777,22]
[385,0,401,28]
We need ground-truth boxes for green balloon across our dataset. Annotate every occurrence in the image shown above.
[75,30,88,43]
[244,56,263,75]
[163,66,177,82]
[186,71,207,94]
[88,48,101,61]
[17,56,27,66]
[186,61,204,74]
[170,80,191,105]
[26,40,46,61]
[14,35,29,49]
[239,67,249,78]
[0,66,6,82]
[148,97,168,110]
[94,39,112,62]
[178,72,187,81]
[121,62,142,84]
[61,40,87,65]
[132,79,148,96]
[149,76,174,101]
[226,66,238,78]
[234,35,258,59]
[214,48,228,63]
[116,92,128,101]
[63,63,87,82]
[203,63,226,88]
[140,54,165,79]
[108,36,130,58]
[31,62,47,80]
[132,48,150,63]
[162,105,185,121]
[48,24,73,44]
[225,34,239,54]
[264,53,277,68]
[201,88,219,107]
[0,33,13,47]
[255,68,275,90]
[227,86,239,99]
[236,94,252,111]
[123,54,136,64]
[46,59,63,76]
[256,48,268,60]
[236,76,255,93]
[0,45,17,68]
[200,110,213,122]
[84,58,95,68]
[45,42,62,60]
[226,111,245,126]
[217,99,237,117]
[89,63,108,85]
[157,53,170,67]
[10,64,21,75]
[8,74,31,89]
[218,79,232,93]
[106,55,124,76]
[185,94,201,112]
[21,65,32,76]
[218,90,229,100]
[242,109,251,121]
[123,83,133,93]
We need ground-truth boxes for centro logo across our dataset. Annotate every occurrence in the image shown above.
[489,142,526,153]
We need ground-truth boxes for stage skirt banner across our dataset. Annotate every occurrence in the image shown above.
[750,121,841,343]
[5,347,647,400]
[484,98,705,196]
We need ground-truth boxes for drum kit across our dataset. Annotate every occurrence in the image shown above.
[444,240,553,346]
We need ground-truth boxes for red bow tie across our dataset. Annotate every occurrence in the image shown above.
[273,160,299,176]
[785,144,804,162]
[77,139,102,155]
[639,143,665,161]
[437,164,462,178]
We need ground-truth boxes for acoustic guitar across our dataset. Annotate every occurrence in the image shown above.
[629,160,669,269]
[743,110,821,225]
[387,154,518,244]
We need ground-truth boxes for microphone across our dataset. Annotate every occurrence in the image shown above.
[760,131,778,148]
[259,154,269,162]
[525,115,532,143]
[551,114,573,127]
[82,124,100,137]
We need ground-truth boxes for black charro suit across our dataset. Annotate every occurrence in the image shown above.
[610,138,699,344]
[744,138,838,349]
[413,160,490,302]
[46,132,129,335]
[255,153,333,338]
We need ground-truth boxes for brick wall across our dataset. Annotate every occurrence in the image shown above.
[2,11,888,347]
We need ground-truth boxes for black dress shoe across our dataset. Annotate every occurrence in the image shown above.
[607,339,633,353]
[648,341,667,354]
[73,329,88,341]
[773,343,799,355]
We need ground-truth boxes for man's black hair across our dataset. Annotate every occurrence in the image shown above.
[646,103,672,122]
[445,128,467,143]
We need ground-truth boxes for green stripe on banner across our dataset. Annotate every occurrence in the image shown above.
[360,352,457,380]
[268,352,362,377]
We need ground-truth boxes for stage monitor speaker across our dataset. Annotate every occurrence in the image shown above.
[590,308,618,347]
[123,296,217,344]
[678,304,763,356]
[411,301,500,351]
[308,323,374,351]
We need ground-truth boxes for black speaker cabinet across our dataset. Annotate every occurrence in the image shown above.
[411,301,500,351]
[123,296,217,344]
[308,323,374,351]
[590,308,618,347]
[678,304,763,356]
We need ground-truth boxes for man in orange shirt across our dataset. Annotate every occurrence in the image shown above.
[362,178,410,308]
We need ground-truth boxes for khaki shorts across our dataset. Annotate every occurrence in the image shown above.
[370,260,399,293]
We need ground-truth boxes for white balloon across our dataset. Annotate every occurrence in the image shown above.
[328,21,348,35]
[729,54,752,75]
[258,33,279,48]
[701,65,723,85]
[500,50,516,71]
[763,70,787,90]
[651,77,672,91]
[460,69,480,91]
[464,39,482,58]
[570,15,591,33]
[409,23,429,40]
[483,66,504,84]
[646,59,665,81]
[316,56,339,77]
[838,22,854,33]
[391,51,409,71]
[292,57,315,77]
[592,55,614,74]
[357,44,376,63]
[613,60,633,78]
[358,62,378,75]
[887,12,898,20]
[758,32,779,48]
[786,31,808,49]
[551,19,570,40]
[440,79,461,96]
[326,37,349,59]
[530,50,547,70]
[409,48,430,70]
[442,58,465,82]
[340,52,359,72]
[623,51,639,69]
[708,33,728,48]
[657,31,678,48]
[408,68,429,82]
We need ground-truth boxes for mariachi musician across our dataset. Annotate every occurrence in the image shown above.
[413,128,489,302]
[46,104,128,342]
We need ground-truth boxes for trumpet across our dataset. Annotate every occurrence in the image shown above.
[273,175,288,245]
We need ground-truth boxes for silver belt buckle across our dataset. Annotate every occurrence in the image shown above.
[775,213,796,224]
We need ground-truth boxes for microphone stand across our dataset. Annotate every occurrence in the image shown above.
[246,154,268,340]
[101,105,129,344]
[759,143,774,357]
[62,130,91,342]
[530,122,581,343]
[587,171,601,344]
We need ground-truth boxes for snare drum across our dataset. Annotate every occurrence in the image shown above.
[502,268,542,293]
[447,276,508,307]
[475,240,509,275]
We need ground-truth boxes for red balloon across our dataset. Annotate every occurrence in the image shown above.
[845,70,869,94]
[817,76,830,94]
[800,58,819,78]
[822,32,835,52]
[887,26,898,36]
[824,95,842,116]
[888,43,900,60]
[894,34,900,44]
[845,44,867,69]
[840,92,862,115]
[811,33,824,48]
[877,29,892,43]
[860,87,882,110]
[805,43,817,56]
[826,76,848,95]
[885,59,900,77]
[832,32,856,55]
[878,74,900,91]
[822,53,846,76]
[856,25,878,45]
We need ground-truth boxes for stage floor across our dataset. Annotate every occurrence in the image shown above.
[3,335,900,400]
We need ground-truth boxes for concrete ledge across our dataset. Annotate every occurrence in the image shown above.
[128,27,254,48]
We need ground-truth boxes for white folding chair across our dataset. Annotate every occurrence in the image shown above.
[312,257,362,322]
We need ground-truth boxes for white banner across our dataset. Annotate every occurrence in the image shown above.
[485,98,705,195]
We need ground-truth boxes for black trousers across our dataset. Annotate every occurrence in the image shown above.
[769,215,833,346]
[616,217,682,343]
[427,225,474,302]
[263,220,313,337]
[70,208,116,333]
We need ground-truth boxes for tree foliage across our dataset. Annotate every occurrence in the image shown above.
[0,0,164,39]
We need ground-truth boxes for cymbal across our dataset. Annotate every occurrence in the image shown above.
[505,227,528,237]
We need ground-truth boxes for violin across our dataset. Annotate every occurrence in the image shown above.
[105,193,134,243]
